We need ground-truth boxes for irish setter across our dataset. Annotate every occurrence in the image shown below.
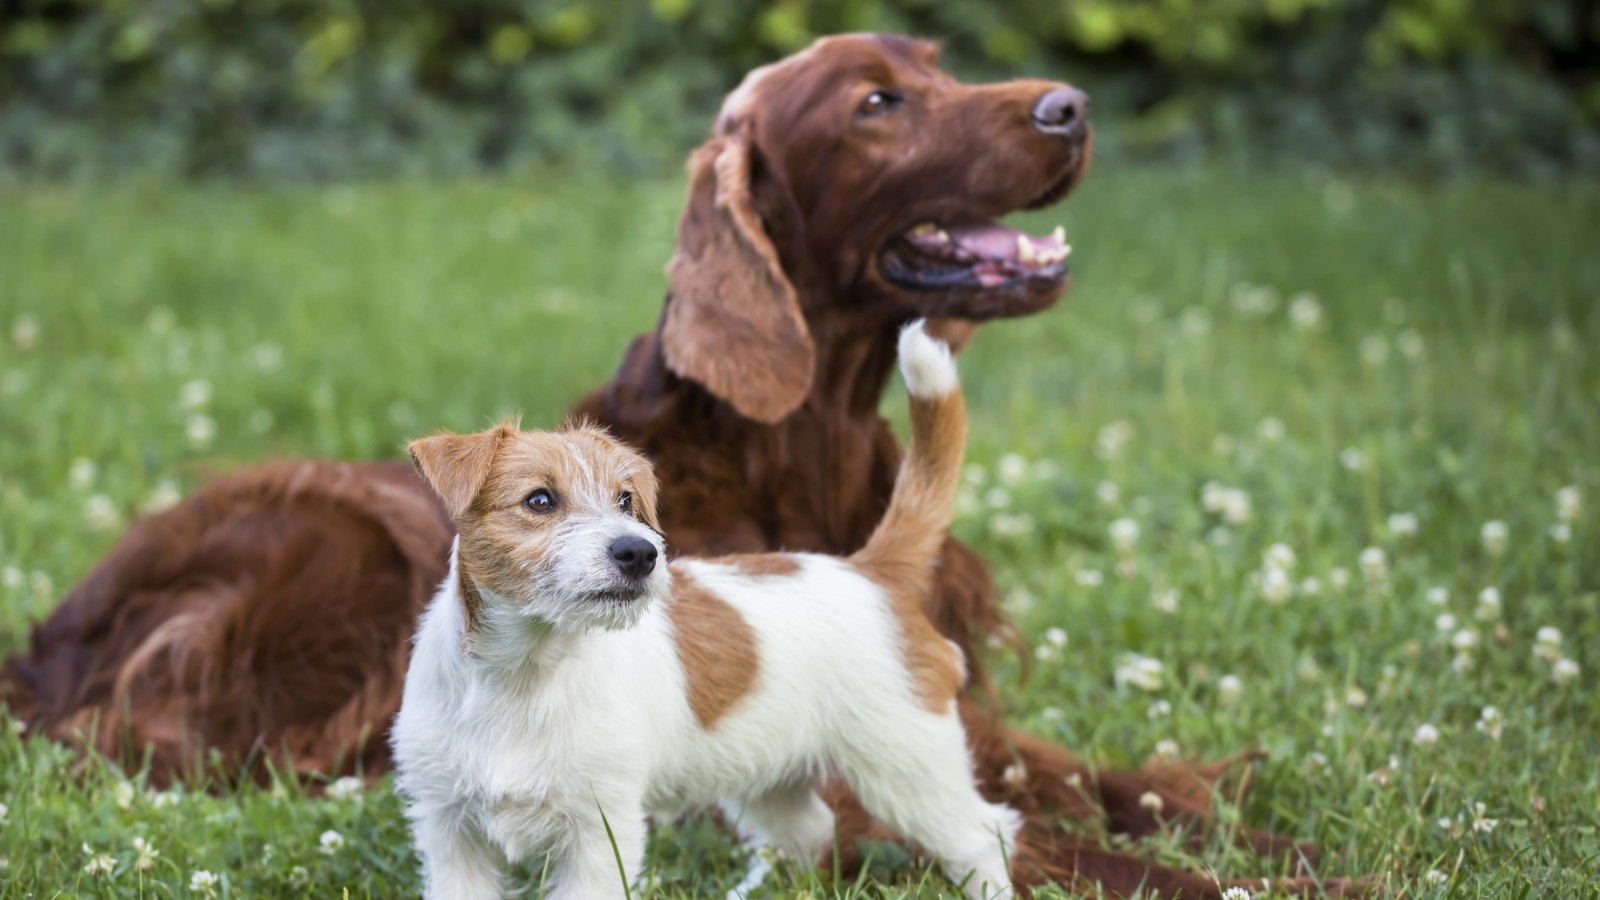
[2,34,1357,898]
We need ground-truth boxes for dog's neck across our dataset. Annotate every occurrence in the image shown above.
[442,549,587,681]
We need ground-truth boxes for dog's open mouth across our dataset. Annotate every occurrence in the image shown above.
[880,220,1070,291]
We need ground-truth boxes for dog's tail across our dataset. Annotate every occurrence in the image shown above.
[853,320,967,577]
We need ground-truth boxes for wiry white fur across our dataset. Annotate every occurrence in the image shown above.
[393,549,1019,900]
[898,319,958,399]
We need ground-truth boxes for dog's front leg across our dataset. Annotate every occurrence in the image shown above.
[413,811,506,900]
[545,807,647,900]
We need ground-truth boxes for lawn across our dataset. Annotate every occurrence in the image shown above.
[0,167,1596,898]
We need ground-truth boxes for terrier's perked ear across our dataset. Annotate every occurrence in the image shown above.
[408,422,519,520]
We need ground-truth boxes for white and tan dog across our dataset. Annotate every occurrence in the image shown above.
[392,322,1019,900]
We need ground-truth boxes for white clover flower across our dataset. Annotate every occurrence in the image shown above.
[983,487,1012,509]
[1115,654,1165,692]
[319,829,345,854]
[1413,723,1440,747]
[1033,643,1057,663]
[288,864,310,886]
[1001,763,1028,792]
[186,414,217,450]
[1044,627,1067,649]
[1094,421,1134,459]
[1452,652,1476,674]
[1434,612,1458,633]
[1481,521,1508,557]
[1426,586,1449,607]
[82,849,115,877]
[1138,791,1164,813]
[1040,707,1064,722]
[327,775,364,801]
[1298,656,1323,681]
[1217,674,1243,705]
[997,453,1029,487]
[1396,329,1425,359]
[1475,587,1502,622]
[1260,566,1293,605]
[1470,802,1500,833]
[963,464,988,486]
[1303,751,1330,776]
[1004,587,1035,614]
[10,315,40,351]
[1339,448,1366,471]
[247,341,284,371]
[1,567,21,591]
[1064,772,1082,789]
[1265,543,1297,571]
[1557,485,1581,523]
[1387,512,1419,538]
[1180,306,1213,337]
[1288,293,1323,331]
[1095,480,1121,508]
[1423,869,1448,885]
[1552,657,1580,686]
[1075,569,1104,587]
[151,789,181,809]
[1109,518,1140,554]
[1550,523,1572,544]
[190,869,220,893]
[1328,567,1350,590]
[114,781,136,810]
[1359,547,1388,582]
[132,837,159,872]
[1154,738,1179,757]
[1475,706,1503,741]
[0,801,7,824]
[142,478,182,514]
[179,379,213,411]
[1345,687,1368,708]
[84,494,120,532]
[1200,481,1227,514]
[1221,489,1253,525]
[29,570,52,598]
[1147,701,1172,720]
[1256,417,1286,444]
[1151,588,1180,614]
[1451,629,1480,651]
[1299,576,1322,596]
[68,457,97,491]
[1536,626,1563,650]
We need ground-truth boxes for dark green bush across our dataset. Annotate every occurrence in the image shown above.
[1,0,1596,178]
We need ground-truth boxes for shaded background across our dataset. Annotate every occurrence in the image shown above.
[2,0,1599,179]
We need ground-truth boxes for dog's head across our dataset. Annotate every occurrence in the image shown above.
[408,422,670,634]
[663,33,1091,422]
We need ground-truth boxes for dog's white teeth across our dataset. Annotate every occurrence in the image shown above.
[1016,234,1037,264]
[1051,226,1066,245]
[909,222,938,237]
[934,229,951,244]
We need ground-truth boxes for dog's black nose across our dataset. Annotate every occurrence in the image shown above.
[1031,86,1089,139]
[609,536,658,580]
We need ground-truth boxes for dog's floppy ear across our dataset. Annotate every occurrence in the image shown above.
[408,423,516,520]
[663,121,814,424]
[630,464,664,536]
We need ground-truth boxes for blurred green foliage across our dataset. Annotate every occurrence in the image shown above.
[1,0,1596,178]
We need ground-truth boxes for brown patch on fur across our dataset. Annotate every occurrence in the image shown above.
[666,565,759,729]
[711,553,801,577]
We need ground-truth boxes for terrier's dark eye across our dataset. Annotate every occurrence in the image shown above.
[857,89,901,118]
[524,489,556,513]
[617,491,634,515]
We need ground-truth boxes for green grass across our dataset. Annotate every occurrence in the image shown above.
[1,167,1597,898]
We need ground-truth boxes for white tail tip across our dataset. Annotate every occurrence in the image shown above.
[898,319,958,399]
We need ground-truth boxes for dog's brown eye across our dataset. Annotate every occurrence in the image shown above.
[524,489,556,513]
[858,89,901,118]
[617,491,634,515]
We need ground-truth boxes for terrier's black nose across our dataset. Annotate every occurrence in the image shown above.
[609,536,658,580]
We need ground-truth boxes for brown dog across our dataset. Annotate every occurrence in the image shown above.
[2,34,1354,898]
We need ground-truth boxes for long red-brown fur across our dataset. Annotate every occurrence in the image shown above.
[1,34,1362,898]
